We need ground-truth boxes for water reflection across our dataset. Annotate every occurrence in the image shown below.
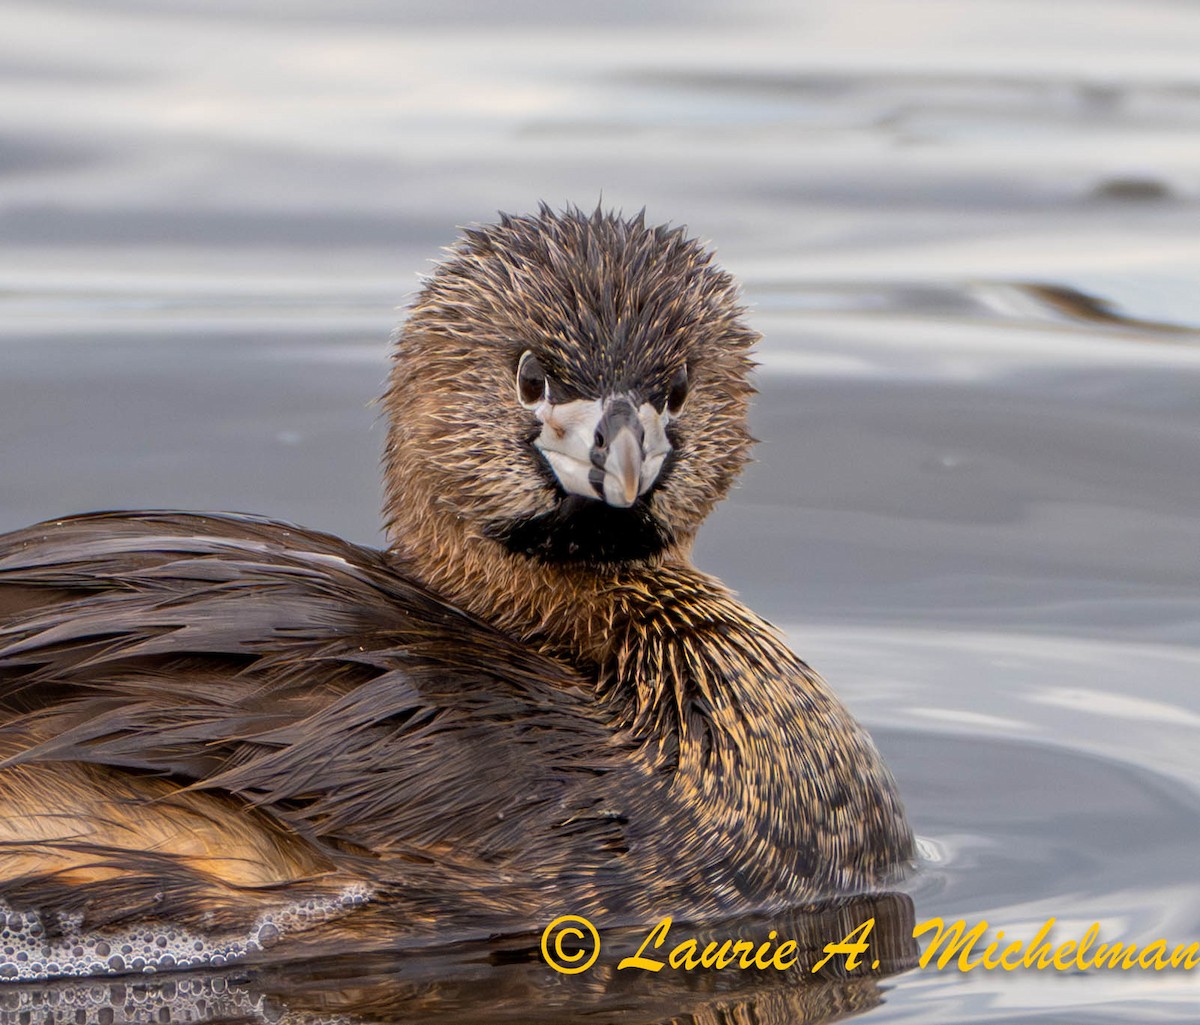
[0,896,918,1025]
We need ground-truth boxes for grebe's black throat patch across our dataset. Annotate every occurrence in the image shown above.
[484,496,673,564]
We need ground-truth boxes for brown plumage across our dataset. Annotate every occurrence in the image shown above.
[0,205,912,981]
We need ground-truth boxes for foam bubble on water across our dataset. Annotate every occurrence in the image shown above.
[0,883,371,983]
[0,973,270,1024]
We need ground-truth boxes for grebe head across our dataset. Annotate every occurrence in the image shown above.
[384,205,757,566]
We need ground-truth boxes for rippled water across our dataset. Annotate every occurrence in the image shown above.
[2,1,1199,1022]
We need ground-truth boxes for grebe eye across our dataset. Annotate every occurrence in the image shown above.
[516,351,548,408]
[665,365,689,415]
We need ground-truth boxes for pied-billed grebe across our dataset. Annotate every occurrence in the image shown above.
[0,206,912,981]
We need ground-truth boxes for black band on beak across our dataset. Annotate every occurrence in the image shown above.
[589,398,644,501]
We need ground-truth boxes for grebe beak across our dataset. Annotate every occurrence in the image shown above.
[532,393,672,508]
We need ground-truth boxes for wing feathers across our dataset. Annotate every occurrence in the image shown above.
[0,512,623,929]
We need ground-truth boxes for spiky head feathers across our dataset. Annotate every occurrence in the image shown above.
[383,206,758,566]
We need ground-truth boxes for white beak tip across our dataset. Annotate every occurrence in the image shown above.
[602,473,639,508]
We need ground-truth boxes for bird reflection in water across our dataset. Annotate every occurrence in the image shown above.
[0,893,917,1025]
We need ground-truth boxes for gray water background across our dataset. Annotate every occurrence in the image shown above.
[1,1,1199,1022]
